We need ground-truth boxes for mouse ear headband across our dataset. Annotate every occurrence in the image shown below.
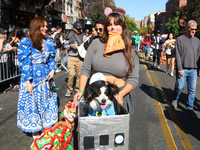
[104,7,126,16]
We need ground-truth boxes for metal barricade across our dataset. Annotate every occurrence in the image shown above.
[55,48,68,72]
[0,50,20,83]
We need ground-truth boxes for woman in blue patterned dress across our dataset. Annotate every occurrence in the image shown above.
[17,16,58,138]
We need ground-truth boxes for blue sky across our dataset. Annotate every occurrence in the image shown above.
[115,0,168,21]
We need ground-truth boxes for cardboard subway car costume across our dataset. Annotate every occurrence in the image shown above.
[78,104,130,150]
[79,102,130,150]
[78,73,130,149]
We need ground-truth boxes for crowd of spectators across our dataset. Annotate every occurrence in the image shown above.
[0,23,97,93]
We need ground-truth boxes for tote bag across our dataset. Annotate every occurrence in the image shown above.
[77,35,91,58]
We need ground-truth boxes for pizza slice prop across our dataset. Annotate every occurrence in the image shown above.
[104,32,125,57]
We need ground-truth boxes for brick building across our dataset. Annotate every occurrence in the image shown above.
[140,20,144,28]
[154,10,166,34]
[125,15,141,29]
[165,0,187,23]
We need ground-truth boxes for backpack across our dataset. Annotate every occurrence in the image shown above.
[131,37,136,46]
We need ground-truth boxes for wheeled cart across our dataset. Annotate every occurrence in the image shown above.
[78,101,130,150]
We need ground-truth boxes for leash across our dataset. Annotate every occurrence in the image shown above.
[32,78,59,128]
[32,78,59,98]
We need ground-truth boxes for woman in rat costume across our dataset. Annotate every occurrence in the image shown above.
[17,16,58,138]
[74,7,139,114]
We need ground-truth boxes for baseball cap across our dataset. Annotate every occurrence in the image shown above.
[145,33,150,37]
[73,21,83,29]
[89,72,106,85]
[51,27,57,32]
[9,28,14,32]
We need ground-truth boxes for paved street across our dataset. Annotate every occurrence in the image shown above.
[0,52,200,150]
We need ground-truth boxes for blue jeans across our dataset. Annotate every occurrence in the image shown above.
[173,69,197,109]
[135,44,138,51]
[144,45,150,57]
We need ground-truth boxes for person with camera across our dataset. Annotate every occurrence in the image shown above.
[65,21,85,97]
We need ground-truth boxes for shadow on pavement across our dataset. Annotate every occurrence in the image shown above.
[140,83,200,142]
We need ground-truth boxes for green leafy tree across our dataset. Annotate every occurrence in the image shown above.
[125,16,137,32]
[139,26,148,35]
[91,3,116,25]
[165,11,180,36]
[147,24,153,35]
[91,4,137,32]
[183,0,200,25]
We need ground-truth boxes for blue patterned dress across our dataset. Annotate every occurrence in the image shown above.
[17,37,58,133]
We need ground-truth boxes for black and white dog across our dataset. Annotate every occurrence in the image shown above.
[80,80,127,117]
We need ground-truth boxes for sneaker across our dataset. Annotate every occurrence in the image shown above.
[187,109,197,118]
[55,69,61,73]
[65,91,71,97]
[157,65,160,69]
[172,100,178,109]
[170,73,173,77]
[153,62,157,67]
[166,70,169,74]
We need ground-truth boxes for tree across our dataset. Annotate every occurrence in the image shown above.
[139,26,148,35]
[124,16,137,33]
[184,0,200,25]
[91,4,137,32]
[147,24,153,35]
[91,3,116,25]
[165,11,180,37]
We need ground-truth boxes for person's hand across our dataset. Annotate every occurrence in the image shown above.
[3,48,7,51]
[71,44,77,49]
[47,70,55,80]
[27,82,33,95]
[0,38,4,41]
[115,93,124,105]
[178,70,184,76]
[84,37,89,41]
[63,50,67,55]
[154,41,157,44]
[73,92,84,106]
[198,69,200,77]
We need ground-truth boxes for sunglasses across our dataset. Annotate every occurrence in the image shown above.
[189,27,197,31]
[95,28,103,32]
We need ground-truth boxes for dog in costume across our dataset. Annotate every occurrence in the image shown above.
[60,101,77,129]
[31,101,77,150]
[83,73,127,116]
